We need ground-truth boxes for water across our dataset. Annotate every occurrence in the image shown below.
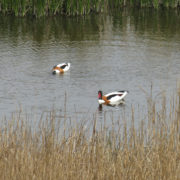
[0,9,180,127]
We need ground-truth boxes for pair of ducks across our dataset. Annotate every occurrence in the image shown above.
[52,63,128,107]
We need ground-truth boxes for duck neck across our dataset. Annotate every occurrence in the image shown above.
[98,104,102,110]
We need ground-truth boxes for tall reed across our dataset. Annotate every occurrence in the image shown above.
[0,88,180,179]
[0,0,179,17]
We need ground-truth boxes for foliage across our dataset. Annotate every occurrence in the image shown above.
[0,0,179,17]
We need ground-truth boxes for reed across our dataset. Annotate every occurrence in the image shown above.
[0,88,180,179]
[0,0,179,17]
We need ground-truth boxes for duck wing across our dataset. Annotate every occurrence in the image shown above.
[106,94,119,100]
[60,64,68,69]
[106,91,128,100]
[55,63,67,68]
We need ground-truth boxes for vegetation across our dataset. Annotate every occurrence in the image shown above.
[0,0,179,17]
[0,88,180,179]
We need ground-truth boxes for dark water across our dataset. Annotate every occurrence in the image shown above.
[0,9,180,126]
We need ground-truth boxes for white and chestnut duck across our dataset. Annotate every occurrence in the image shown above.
[98,90,128,107]
[52,63,71,74]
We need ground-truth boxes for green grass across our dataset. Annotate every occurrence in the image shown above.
[0,0,179,17]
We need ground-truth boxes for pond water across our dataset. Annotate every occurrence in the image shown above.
[0,9,180,127]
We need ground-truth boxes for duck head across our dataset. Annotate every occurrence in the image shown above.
[52,70,57,74]
[98,90,102,99]
[98,90,105,105]
[52,67,64,74]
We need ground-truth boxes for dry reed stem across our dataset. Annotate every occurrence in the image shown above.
[1,89,180,179]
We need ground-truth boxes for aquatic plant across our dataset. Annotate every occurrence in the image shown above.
[0,0,179,17]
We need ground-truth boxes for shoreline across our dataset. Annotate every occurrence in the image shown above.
[0,1,180,17]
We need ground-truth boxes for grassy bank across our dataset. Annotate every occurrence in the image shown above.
[0,89,180,179]
[0,0,179,17]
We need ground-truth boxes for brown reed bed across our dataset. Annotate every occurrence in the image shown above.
[0,89,180,179]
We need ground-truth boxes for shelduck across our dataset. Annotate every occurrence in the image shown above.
[52,63,71,74]
[98,90,128,107]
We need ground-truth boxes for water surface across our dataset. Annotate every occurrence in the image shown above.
[0,9,180,126]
